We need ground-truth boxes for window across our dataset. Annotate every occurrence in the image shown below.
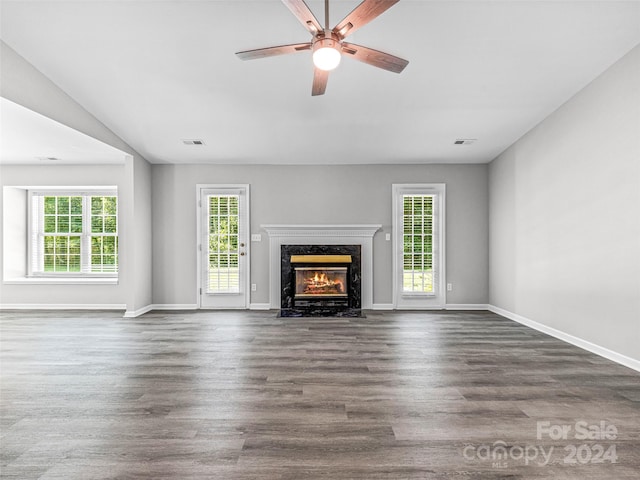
[393,184,445,309]
[29,190,118,276]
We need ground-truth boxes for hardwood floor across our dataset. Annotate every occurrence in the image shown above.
[1,310,640,479]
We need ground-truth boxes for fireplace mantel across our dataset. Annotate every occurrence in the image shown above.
[262,224,381,309]
[262,225,381,238]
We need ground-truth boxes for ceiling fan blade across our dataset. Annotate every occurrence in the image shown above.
[281,0,324,36]
[332,0,399,39]
[342,42,408,73]
[312,67,329,96]
[236,43,312,61]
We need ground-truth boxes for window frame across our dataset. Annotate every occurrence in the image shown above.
[28,188,119,278]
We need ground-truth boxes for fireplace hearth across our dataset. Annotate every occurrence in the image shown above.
[280,245,361,317]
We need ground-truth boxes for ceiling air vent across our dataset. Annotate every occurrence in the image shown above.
[182,139,205,145]
[454,139,477,145]
[37,156,60,161]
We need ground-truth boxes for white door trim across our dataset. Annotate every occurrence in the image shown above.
[196,184,250,309]
[392,184,446,309]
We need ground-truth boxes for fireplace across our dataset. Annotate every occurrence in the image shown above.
[281,245,361,313]
[291,255,351,307]
[263,224,380,310]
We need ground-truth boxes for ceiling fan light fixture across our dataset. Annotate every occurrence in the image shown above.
[312,37,341,71]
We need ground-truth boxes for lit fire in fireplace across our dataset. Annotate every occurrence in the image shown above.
[304,271,344,295]
[294,267,348,297]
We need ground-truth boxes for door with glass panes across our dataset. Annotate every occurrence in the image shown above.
[199,186,249,308]
[393,184,445,309]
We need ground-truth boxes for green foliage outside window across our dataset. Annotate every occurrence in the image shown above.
[208,195,240,292]
[90,197,118,272]
[208,196,239,268]
[40,195,117,274]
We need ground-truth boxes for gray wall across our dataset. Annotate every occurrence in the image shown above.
[489,45,640,361]
[124,156,154,314]
[151,164,489,307]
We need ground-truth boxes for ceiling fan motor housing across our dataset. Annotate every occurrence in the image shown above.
[313,32,341,53]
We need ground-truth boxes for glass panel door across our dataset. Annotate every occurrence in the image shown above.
[393,184,445,309]
[200,186,249,308]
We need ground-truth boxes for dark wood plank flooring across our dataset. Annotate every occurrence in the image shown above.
[1,310,639,479]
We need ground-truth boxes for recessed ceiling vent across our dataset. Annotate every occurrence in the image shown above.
[37,156,60,161]
[182,139,205,145]
[454,139,477,145]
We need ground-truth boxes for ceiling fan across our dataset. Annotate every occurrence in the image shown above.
[235,0,409,96]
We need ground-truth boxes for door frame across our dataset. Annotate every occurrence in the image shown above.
[392,183,446,309]
[196,184,250,309]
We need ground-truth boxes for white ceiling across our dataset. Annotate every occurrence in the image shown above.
[0,98,127,164]
[1,0,639,165]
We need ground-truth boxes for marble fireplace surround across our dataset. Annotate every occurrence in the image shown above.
[262,225,381,310]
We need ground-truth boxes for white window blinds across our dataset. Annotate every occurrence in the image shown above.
[402,194,438,294]
[206,194,240,293]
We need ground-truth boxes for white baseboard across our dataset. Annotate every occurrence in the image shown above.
[488,304,640,373]
[249,303,271,310]
[0,303,126,311]
[123,305,153,318]
[373,304,490,311]
[123,304,198,318]
[125,304,273,315]
[149,304,198,311]
[445,304,489,310]
[372,303,394,310]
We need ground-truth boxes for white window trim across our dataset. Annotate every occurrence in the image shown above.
[27,187,118,279]
[392,183,446,309]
